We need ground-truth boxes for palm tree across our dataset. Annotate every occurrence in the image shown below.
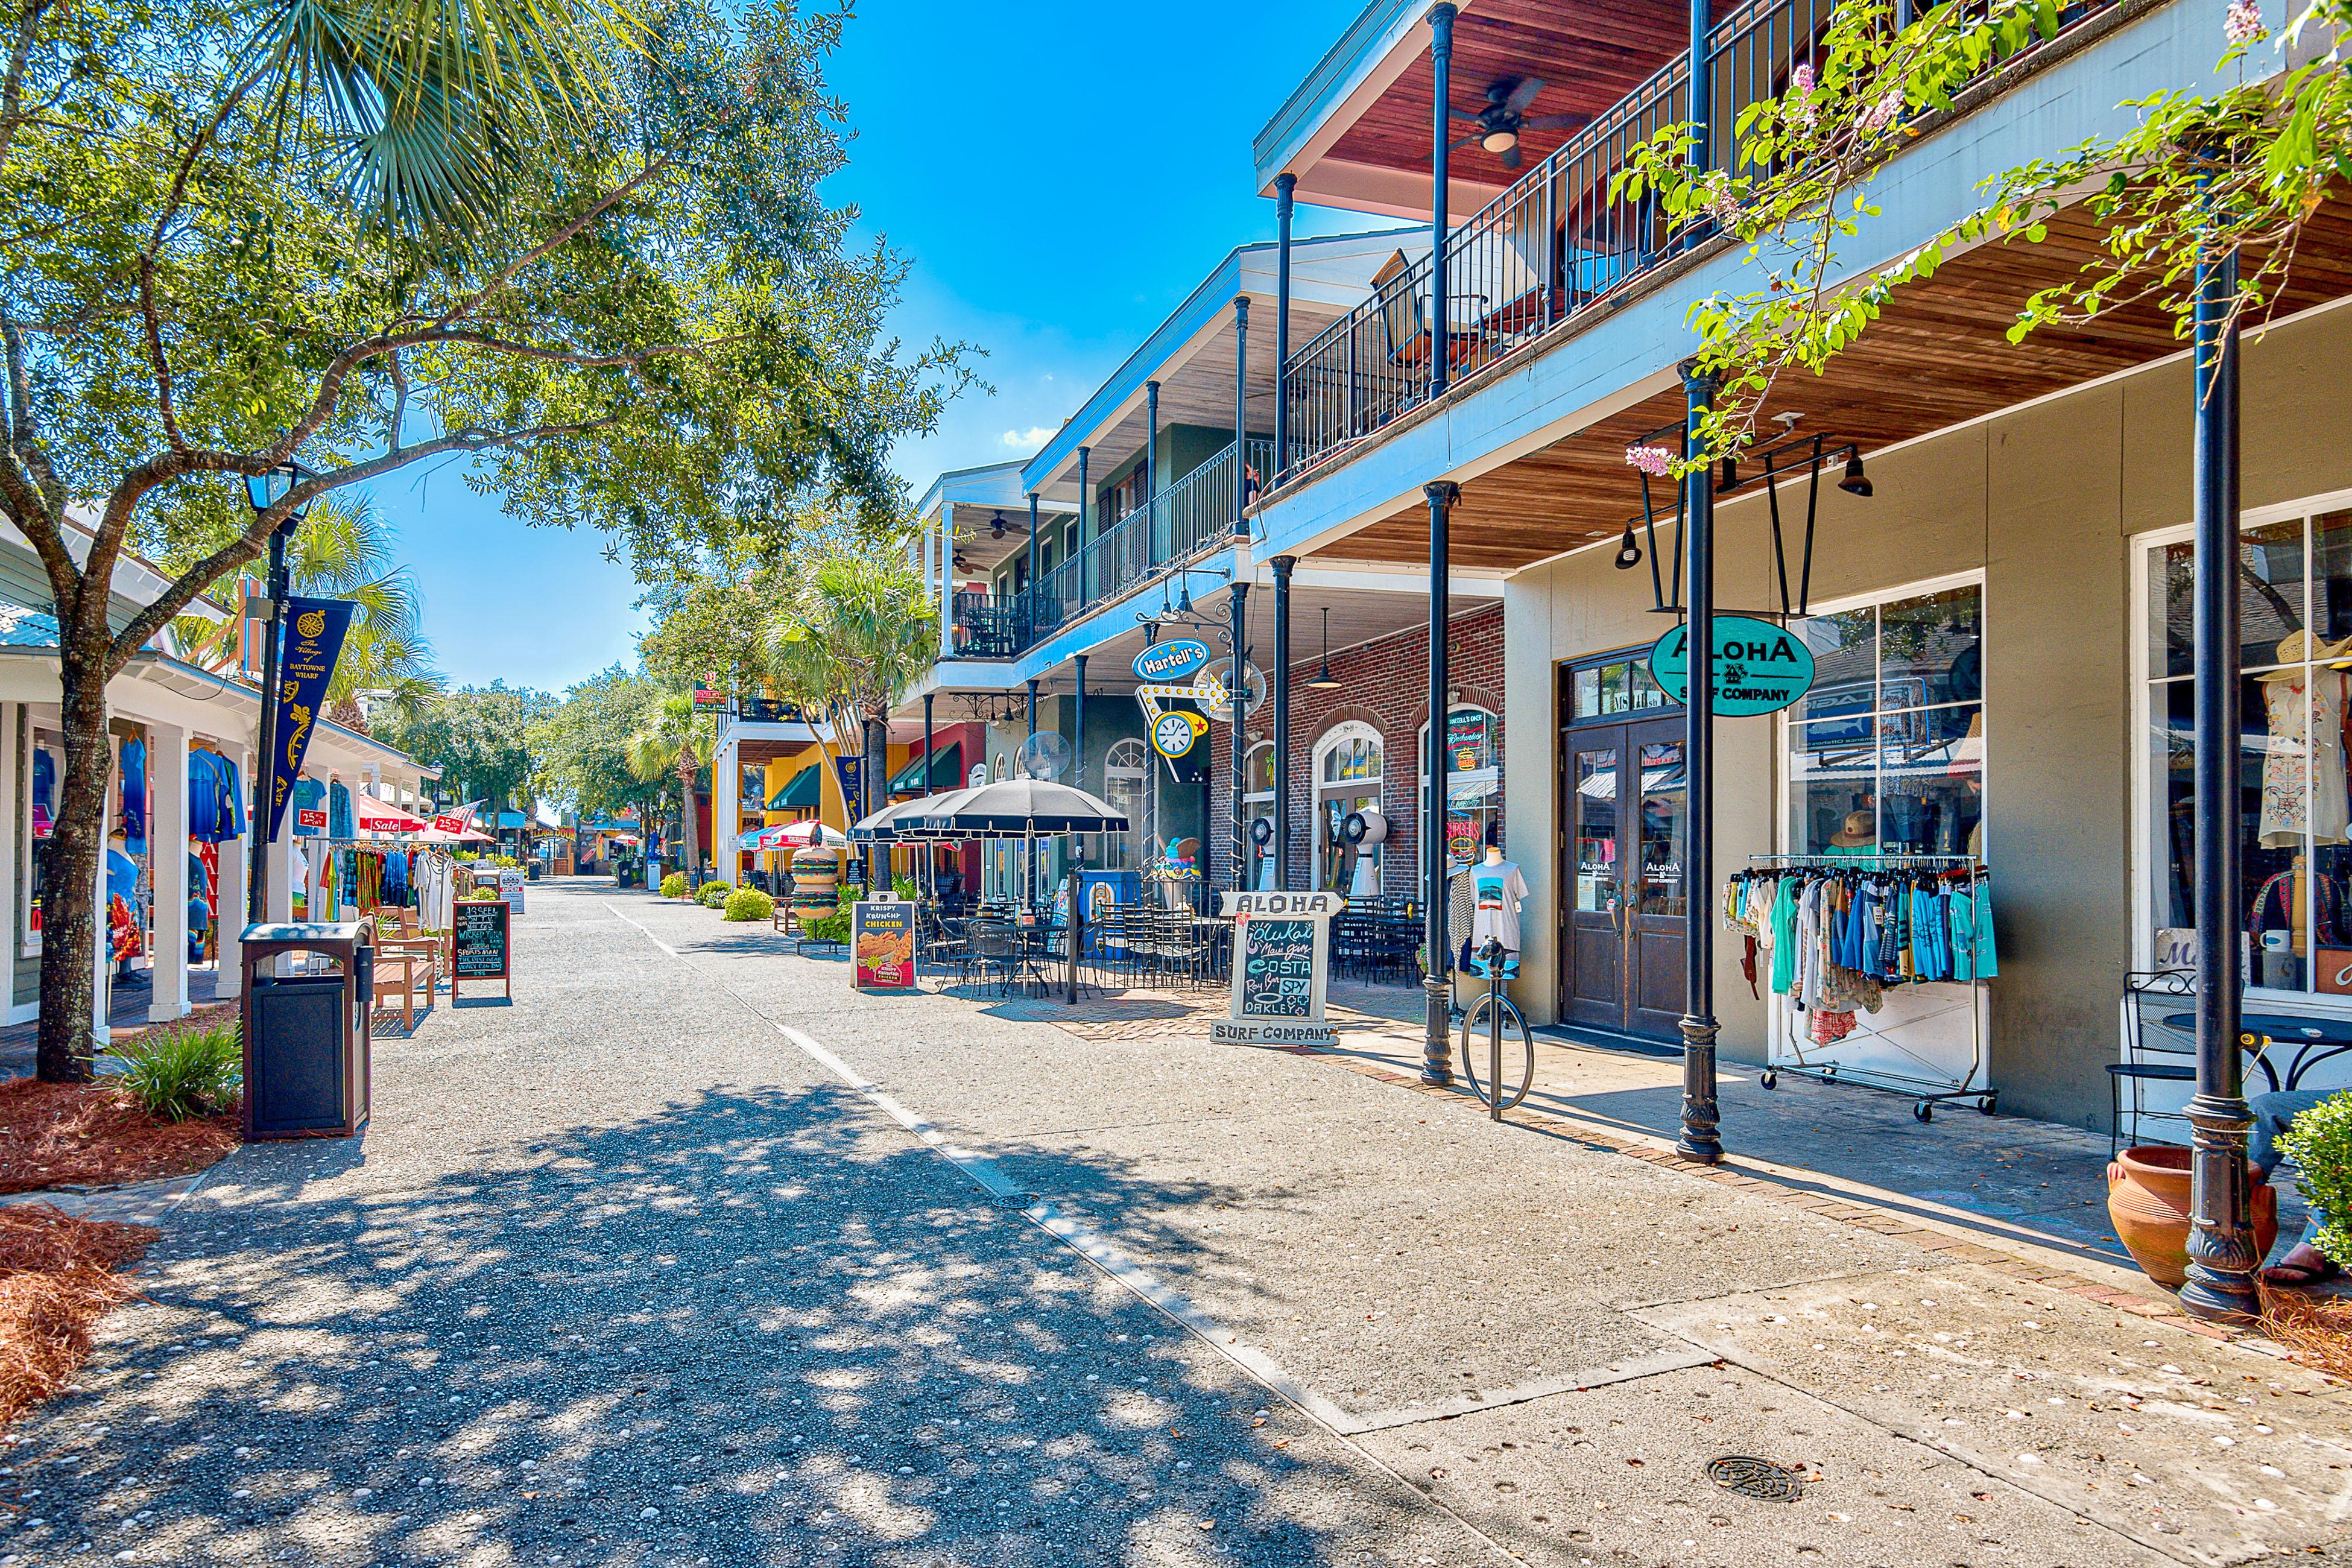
[627,694,714,874]
[770,536,938,877]
[174,494,444,732]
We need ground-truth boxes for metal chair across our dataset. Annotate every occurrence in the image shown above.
[2114,969,2199,1156]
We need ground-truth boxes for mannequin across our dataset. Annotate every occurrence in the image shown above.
[1468,840,1528,979]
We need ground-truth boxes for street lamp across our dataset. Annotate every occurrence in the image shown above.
[244,457,317,925]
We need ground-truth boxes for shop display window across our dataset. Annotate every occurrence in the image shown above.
[1570,659,1672,722]
[1420,705,1501,874]
[2144,507,2352,994]
[1787,579,1984,859]
[1244,741,1276,888]
[22,725,59,957]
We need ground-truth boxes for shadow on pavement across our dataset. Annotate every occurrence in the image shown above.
[18,1081,1450,1566]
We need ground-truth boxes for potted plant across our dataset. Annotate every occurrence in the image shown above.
[2107,1145,2278,1288]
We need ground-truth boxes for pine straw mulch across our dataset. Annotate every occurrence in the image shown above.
[2259,1283,2352,1380]
[0,1204,154,1424]
[0,1004,243,1197]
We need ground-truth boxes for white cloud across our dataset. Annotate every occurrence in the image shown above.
[1000,426,1054,452]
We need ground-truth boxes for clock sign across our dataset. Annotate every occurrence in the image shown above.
[1152,710,1205,760]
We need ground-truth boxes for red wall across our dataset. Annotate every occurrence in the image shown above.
[1203,602,1505,898]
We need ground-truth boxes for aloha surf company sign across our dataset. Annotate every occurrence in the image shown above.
[1648,615,1816,716]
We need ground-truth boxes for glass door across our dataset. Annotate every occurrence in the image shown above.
[1556,663,1690,1041]
[1561,735,1625,1031]
[1624,721,1690,1039]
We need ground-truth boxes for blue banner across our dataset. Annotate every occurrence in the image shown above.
[834,754,864,816]
[267,597,355,841]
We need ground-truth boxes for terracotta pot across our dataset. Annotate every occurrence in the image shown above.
[2105,1145,2279,1288]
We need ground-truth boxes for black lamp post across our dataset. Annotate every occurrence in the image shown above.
[244,458,317,926]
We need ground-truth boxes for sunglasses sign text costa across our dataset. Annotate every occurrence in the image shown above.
[1648,616,1816,716]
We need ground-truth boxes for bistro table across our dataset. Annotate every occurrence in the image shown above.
[2161,1010,2352,1093]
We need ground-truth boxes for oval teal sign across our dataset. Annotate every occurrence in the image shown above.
[1133,639,1210,683]
[1649,616,1816,716]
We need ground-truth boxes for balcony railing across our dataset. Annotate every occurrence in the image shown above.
[1276,0,2121,482]
[947,438,1274,660]
[730,696,807,724]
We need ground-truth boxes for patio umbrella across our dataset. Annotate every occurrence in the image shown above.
[897,779,1128,838]
[354,791,429,835]
[749,820,848,852]
[849,800,930,842]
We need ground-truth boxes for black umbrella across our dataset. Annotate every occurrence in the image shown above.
[898,778,1129,838]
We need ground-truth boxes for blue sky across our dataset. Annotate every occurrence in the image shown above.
[367,0,1376,696]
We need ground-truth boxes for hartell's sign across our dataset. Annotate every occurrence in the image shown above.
[1648,616,1817,716]
[1132,639,1210,683]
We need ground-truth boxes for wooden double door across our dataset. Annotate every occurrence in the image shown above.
[1560,716,1690,1040]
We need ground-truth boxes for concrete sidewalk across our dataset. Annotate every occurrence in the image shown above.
[625,890,2352,1566]
[9,879,2342,1568]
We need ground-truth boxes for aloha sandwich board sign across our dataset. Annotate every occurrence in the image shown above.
[1210,890,1341,1047]
[1648,615,1816,716]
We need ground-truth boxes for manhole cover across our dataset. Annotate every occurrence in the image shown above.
[1705,1455,1805,1502]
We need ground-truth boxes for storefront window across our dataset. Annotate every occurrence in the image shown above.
[1788,581,1984,859]
[1244,742,1276,889]
[23,724,59,957]
[1315,722,1383,896]
[2146,509,2352,993]
[1420,706,1500,873]
[1104,739,1151,871]
[1570,659,1671,722]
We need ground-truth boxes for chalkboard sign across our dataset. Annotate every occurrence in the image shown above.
[451,900,510,1000]
[1212,890,1339,1047]
[1240,920,1315,1017]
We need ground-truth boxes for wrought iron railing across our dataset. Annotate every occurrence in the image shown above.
[730,696,806,724]
[1276,0,2120,482]
[945,438,1275,660]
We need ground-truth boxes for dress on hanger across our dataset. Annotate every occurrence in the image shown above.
[2261,666,2352,847]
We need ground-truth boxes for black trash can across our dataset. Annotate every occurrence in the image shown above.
[240,922,373,1140]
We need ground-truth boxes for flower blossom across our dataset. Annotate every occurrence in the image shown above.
[1860,89,1905,133]
[1625,444,1675,477]
[1788,62,1818,130]
[2225,0,2266,45]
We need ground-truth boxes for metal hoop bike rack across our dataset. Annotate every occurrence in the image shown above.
[1459,938,1533,1119]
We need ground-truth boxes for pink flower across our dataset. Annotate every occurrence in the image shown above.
[1788,62,1818,130]
[1860,89,1904,133]
[1707,175,1742,230]
[1625,444,1675,477]
[2225,0,2266,45]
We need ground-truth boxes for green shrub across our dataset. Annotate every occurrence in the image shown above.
[659,872,689,899]
[116,1021,241,1122]
[723,887,775,923]
[802,909,850,943]
[461,887,498,901]
[2280,1095,2352,1266]
[490,853,521,868]
[892,874,919,900]
[695,879,735,909]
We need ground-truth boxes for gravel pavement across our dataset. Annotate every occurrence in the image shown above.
[1,880,2346,1567]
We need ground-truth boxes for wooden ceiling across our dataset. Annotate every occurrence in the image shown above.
[1325,1,1727,195]
[1310,203,2352,572]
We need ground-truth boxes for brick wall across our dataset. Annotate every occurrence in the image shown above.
[1203,601,1505,897]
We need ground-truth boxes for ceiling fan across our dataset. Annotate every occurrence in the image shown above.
[1450,77,1581,169]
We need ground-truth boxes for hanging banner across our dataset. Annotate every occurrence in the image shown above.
[1648,615,1816,716]
[834,755,864,814]
[266,597,354,841]
[431,800,484,835]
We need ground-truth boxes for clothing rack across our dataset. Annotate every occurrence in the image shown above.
[1742,852,1994,1121]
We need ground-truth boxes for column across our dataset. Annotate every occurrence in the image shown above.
[1072,654,1089,865]
[1026,493,1040,644]
[150,723,188,1021]
[2182,209,2259,1322]
[937,502,955,659]
[1421,482,1457,1086]
[1229,583,1250,894]
[1233,297,1251,534]
[1025,678,1039,906]
[1275,172,1296,482]
[1271,557,1295,890]
[713,735,738,884]
[215,747,248,981]
[1145,381,1162,566]
[1429,2,1458,397]
[1677,365,1723,1163]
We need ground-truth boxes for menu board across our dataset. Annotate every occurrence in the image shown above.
[1212,890,1339,1046]
[852,897,915,992]
[1239,920,1315,1017]
[452,900,510,997]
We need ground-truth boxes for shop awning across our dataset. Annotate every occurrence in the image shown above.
[769,768,821,811]
[889,742,962,794]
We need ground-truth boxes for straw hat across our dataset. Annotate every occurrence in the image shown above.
[1830,809,1877,848]
[2260,629,2352,680]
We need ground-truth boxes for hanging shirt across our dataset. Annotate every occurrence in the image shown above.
[291,779,326,837]
[31,745,53,838]
[1769,877,1800,996]
[1468,859,1529,953]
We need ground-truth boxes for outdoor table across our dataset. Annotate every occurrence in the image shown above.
[2161,1010,2352,1092]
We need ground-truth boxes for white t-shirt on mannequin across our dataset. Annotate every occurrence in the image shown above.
[1470,854,1529,955]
